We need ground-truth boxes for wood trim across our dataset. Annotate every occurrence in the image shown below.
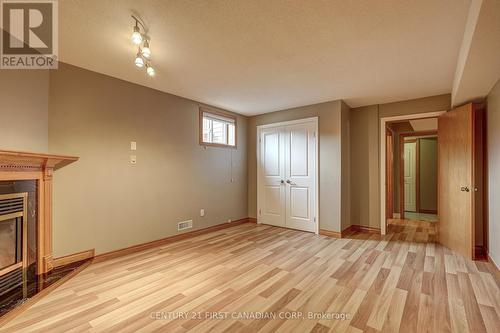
[344,224,382,235]
[319,229,341,238]
[483,105,489,257]
[0,149,78,171]
[199,106,238,149]
[320,225,381,239]
[247,217,257,224]
[420,209,438,214]
[487,254,499,272]
[385,128,394,219]
[0,262,23,277]
[93,218,254,263]
[0,260,91,327]
[53,249,95,268]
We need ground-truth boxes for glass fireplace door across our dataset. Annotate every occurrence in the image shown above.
[0,193,27,296]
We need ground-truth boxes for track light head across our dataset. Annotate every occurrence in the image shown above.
[131,24,142,45]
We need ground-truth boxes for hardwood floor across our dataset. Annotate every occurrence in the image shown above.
[1,221,499,333]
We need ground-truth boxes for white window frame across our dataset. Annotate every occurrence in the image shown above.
[199,107,237,148]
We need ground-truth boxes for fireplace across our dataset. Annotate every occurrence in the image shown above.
[0,150,78,317]
[0,193,27,296]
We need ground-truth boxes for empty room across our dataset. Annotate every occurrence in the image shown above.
[0,0,499,332]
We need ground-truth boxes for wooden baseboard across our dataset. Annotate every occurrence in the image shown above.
[319,229,341,238]
[248,217,257,224]
[487,254,499,271]
[93,218,254,263]
[0,260,92,327]
[53,249,95,268]
[321,224,381,239]
[350,225,381,234]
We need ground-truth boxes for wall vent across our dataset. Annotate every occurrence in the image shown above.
[178,220,193,231]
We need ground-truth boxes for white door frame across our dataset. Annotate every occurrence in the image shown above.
[380,111,446,235]
[257,117,319,234]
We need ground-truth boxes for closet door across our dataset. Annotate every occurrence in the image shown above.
[284,122,317,232]
[258,126,286,227]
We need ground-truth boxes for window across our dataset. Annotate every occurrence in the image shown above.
[200,108,236,147]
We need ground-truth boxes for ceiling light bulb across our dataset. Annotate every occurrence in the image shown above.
[135,55,144,68]
[141,41,151,58]
[131,25,142,45]
[146,65,155,76]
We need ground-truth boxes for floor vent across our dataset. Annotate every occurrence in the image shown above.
[178,220,193,231]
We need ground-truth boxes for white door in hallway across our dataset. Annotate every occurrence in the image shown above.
[404,141,417,212]
[257,118,318,233]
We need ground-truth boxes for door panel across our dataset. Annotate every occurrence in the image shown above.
[404,141,417,212]
[285,122,316,232]
[263,132,280,176]
[290,187,309,219]
[258,127,285,227]
[289,127,309,177]
[438,104,473,259]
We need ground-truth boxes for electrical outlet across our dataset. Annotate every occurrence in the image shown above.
[200,209,205,217]
[227,219,232,223]
[130,155,137,164]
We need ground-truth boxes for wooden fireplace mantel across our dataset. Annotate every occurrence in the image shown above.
[0,149,79,274]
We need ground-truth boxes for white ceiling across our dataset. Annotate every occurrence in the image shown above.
[59,0,472,115]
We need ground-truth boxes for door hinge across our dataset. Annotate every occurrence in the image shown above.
[313,132,316,138]
[259,209,262,215]
[314,216,316,223]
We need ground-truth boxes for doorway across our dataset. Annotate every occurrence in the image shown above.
[256,117,318,233]
[381,105,487,260]
[380,111,445,235]
[399,131,439,222]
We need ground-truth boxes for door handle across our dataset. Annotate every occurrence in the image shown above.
[280,179,285,184]
[286,180,297,185]
[461,186,470,192]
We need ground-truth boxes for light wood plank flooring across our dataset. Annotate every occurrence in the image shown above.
[1,221,499,333]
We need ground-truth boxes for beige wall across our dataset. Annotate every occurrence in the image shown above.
[340,102,351,231]
[0,70,49,152]
[487,78,500,266]
[350,94,450,229]
[49,64,248,256]
[247,100,345,232]
[419,137,438,212]
[349,105,380,228]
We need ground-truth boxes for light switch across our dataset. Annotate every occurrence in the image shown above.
[200,209,205,217]
[130,141,137,150]
[130,155,137,164]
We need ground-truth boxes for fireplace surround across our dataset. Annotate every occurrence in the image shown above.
[0,150,78,275]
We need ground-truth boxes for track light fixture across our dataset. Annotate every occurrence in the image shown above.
[146,64,155,76]
[141,40,151,59]
[131,15,155,76]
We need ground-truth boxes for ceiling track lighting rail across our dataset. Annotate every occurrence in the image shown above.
[131,15,155,76]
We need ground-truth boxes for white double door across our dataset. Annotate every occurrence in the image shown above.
[257,119,317,233]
